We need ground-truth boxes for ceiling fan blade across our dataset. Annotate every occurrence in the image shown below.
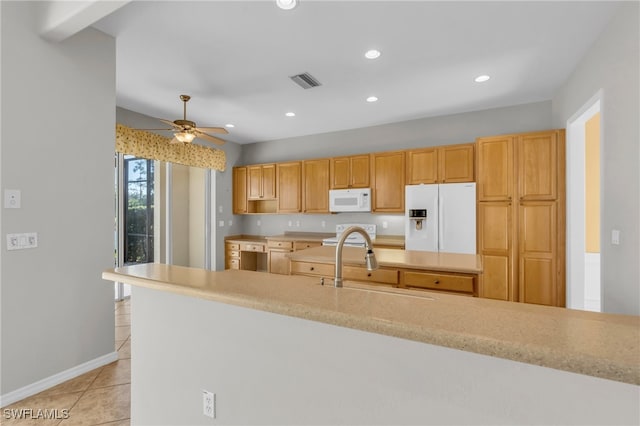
[137,128,174,131]
[159,118,180,129]
[195,126,228,135]
[195,131,226,145]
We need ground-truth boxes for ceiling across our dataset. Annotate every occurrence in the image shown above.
[93,1,619,145]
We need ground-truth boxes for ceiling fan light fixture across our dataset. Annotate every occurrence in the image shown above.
[475,74,491,83]
[175,131,196,143]
[276,0,297,10]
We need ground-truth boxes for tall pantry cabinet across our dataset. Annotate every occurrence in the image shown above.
[477,130,566,307]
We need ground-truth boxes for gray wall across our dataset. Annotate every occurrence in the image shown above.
[1,2,115,394]
[241,100,552,165]
[238,101,552,237]
[552,2,639,315]
[131,286,639,425]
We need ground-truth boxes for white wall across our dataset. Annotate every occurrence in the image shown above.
[131,286,640,426]
[552,2,639,315]
[1,2,115,396]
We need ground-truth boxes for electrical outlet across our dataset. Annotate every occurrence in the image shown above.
[295,220,301,227]
[202,390,215,418]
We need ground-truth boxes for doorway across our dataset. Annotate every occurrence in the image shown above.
[114,154,155,300]
[566,92,602,312]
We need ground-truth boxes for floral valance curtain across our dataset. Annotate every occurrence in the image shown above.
[115,124,226,171]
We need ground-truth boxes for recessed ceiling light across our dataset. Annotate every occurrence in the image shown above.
[285,112,296,117]
[276,0,297,10]
[225,124,235,128]
[366,96,378,103]
[365,49,381,59]
[475,75,491,83]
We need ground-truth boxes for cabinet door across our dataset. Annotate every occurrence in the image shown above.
[519,201,558,306]
[406,148,438,184]
[371,151,405,212]
[247,166,263,199]
[262,164,276,199]
[330,157,351,189]
[478,202,514,301]
[477,136,513,201]
[349,155,370,188]
[276,162,301,213]
[232,167,247,214]
[269,249,292,275]
[518,132,558,201]
[439,144,474,183]
[303,159,330,213]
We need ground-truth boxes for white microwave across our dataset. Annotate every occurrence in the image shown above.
[329,188,371,212]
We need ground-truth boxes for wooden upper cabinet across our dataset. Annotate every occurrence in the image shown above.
[476,136,514,201]
[406,148,438,184]
[276,162,301,213]
[439,143,474,183]
[371,151,405,212]
[330,154,370,189]
[247,164,276,200]
[302,159,330,213]
[518,132,558,201]
[406,143,474,185]
[232,167,247,214]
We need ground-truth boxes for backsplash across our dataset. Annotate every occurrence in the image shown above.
[238,213,406,237]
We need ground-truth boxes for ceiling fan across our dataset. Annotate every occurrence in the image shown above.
[144,95,228,145]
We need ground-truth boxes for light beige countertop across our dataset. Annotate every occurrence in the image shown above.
[288,246,483,274]
[103,264,639,385]
[265,232,335,242]
[225,234,268,244]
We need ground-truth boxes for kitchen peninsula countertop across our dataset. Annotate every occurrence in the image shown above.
[103,264,639,385]
[288,246,482,274]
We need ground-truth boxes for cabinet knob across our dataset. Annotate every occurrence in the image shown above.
[310,267,315,271]
[434,280,440,284]
[367,273,372,277]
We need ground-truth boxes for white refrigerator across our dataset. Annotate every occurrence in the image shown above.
[405,183,476,254]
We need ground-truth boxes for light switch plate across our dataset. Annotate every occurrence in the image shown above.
[4,189,21,208]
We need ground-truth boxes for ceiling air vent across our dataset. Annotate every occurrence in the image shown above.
[289,72,322,89]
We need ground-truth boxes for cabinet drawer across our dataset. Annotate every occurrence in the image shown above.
[403,271,474,293]
[343,266,398,285]
[294,241,322,251]
[228,258,240,269]
[227,243,240,251]
[228,250,240,258]
[240,243,265,253]
[290,261,334,277]
[268,240,293,250]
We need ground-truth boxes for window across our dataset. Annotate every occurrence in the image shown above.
[123,155,154,264]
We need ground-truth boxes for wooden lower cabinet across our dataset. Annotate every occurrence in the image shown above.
[477,201,515,301]
[267,240,294,275]
[289,260,477,295]
[268,240,323,275]
[519,201,560,306]
[401,271,475,295]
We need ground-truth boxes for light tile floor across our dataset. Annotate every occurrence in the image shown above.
[2,299,131,426]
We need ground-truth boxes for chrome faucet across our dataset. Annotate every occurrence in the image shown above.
[334,226,378,288]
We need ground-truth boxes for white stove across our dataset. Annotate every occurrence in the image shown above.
[321,224,377,247]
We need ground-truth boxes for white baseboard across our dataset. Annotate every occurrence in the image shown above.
[0,351,118,408]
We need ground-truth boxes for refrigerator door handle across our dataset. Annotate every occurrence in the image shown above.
[438,194,444,251]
